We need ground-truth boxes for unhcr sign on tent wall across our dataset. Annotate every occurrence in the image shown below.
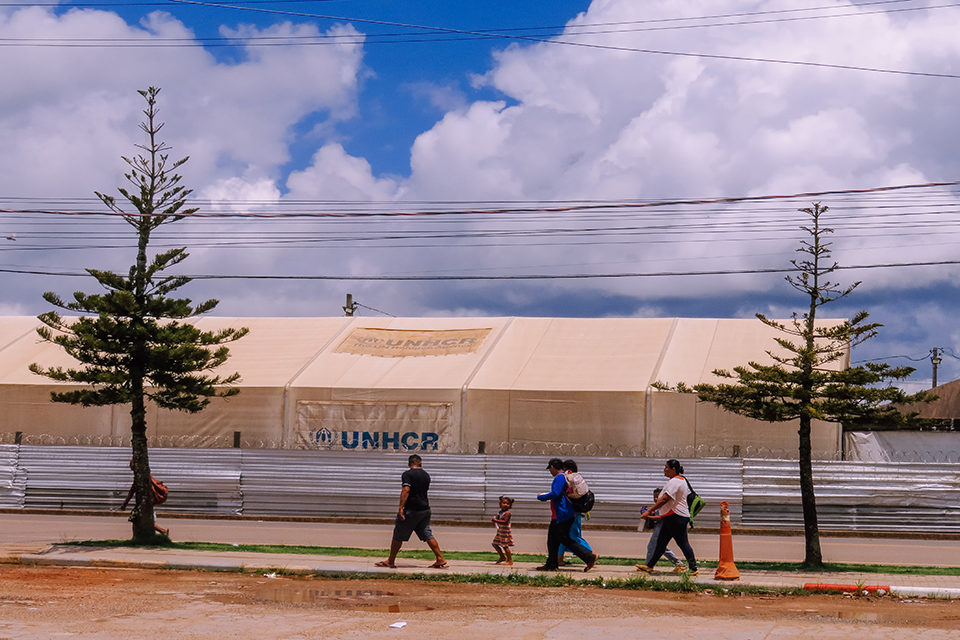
[0,316,845,458]
[297,401,452,451]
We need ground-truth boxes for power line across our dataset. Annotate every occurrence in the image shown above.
[6,0,958,44]
[354,302,395,317]
[3,258,960,281]
[852,352,932,363]
[3,2,958,77]
[154,0,960,79]
[8,1,936,76]
[3,183,958,263]
[4,182,957,209]
[2,180,958,219]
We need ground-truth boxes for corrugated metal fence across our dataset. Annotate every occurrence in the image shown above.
[0,445,25,509]
[742,459,960,533]
[1,446,958,532]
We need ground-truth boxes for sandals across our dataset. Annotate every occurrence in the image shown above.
[375,559,448,569]
[583,554,599,573]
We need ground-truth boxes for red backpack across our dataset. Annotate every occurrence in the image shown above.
[151,477,169,505]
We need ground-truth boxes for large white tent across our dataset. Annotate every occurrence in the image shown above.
[899,378,960,422]
[0,316,844,457]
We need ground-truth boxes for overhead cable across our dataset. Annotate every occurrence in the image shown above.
[2,180,958,219]
[97,0,953,79]
[6,2,960,45]
[2,258,960,281]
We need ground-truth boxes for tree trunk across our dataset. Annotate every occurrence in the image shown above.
[129,399,157,543]
[797,413,823,568]
[129,225,157,544]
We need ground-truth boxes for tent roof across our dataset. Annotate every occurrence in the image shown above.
[1,315,849,391]
[293,317,509,390]
[468,317,676,392]
[898,377,960,418]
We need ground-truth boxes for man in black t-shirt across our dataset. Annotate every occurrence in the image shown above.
[375,454,448,569]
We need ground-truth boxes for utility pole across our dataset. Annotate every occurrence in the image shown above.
[343,293,358,317]
[931,347,942,389]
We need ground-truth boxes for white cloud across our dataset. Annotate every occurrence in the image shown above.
[286,144,400,201]
[404,81,468,113]
[3,0,960,381]
[202,176,282,213]
[0,8,364,196]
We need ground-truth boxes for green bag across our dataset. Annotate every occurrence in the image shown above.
[682,476,705,528]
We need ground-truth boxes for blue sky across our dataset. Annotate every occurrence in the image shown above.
[132,0,597,178]
[1,0,960,390]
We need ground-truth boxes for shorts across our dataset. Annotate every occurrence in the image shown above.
[392,508,434,542]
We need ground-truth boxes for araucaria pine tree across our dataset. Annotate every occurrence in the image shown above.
[30,87,248,543]
[693,202,932,568]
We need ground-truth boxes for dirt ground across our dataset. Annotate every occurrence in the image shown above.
[0,565,957,640]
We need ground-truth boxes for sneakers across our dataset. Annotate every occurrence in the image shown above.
[634,564,653,573]
[534,565,559,571]
[672,565,686,573]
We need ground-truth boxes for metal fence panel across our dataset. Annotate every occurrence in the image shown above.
[17,446,242,514]
[239,450,487,520]
[19,446,130,511]
[150,448,242,515]
[481,456,743,527]
[0,444,25,508]
[3,446,960,532]
[742,459,960,532]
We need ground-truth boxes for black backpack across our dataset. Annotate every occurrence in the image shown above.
[568,490,595,513]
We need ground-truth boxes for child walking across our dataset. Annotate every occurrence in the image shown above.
[492,496,515,565]
[638,488,685,573]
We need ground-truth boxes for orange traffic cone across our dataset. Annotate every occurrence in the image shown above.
[714,500,740,581]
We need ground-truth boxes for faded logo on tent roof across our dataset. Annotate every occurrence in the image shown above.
[335,328,492,357]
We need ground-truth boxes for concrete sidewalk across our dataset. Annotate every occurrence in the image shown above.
[4,542,959,599]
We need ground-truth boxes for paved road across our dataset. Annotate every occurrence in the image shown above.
[3,512,959,566]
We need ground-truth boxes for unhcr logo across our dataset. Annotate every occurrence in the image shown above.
[308,429,440,451]
[335,327,492,357]
[311,427,334,448]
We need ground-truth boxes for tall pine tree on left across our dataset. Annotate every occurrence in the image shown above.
[30,87,249,544]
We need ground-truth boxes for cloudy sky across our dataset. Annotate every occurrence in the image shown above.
[1,0,959,389]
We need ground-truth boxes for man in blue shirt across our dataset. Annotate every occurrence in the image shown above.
[535,458,599,572]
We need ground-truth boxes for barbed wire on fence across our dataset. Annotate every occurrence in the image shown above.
[1,432,958,462]
[478,440,847,461]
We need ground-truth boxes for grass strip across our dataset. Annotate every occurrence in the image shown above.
[185,565,815,596]
[62,539,960,576]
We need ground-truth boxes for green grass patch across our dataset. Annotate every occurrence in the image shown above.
[61,539,960,576]
[251,569,813,596]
